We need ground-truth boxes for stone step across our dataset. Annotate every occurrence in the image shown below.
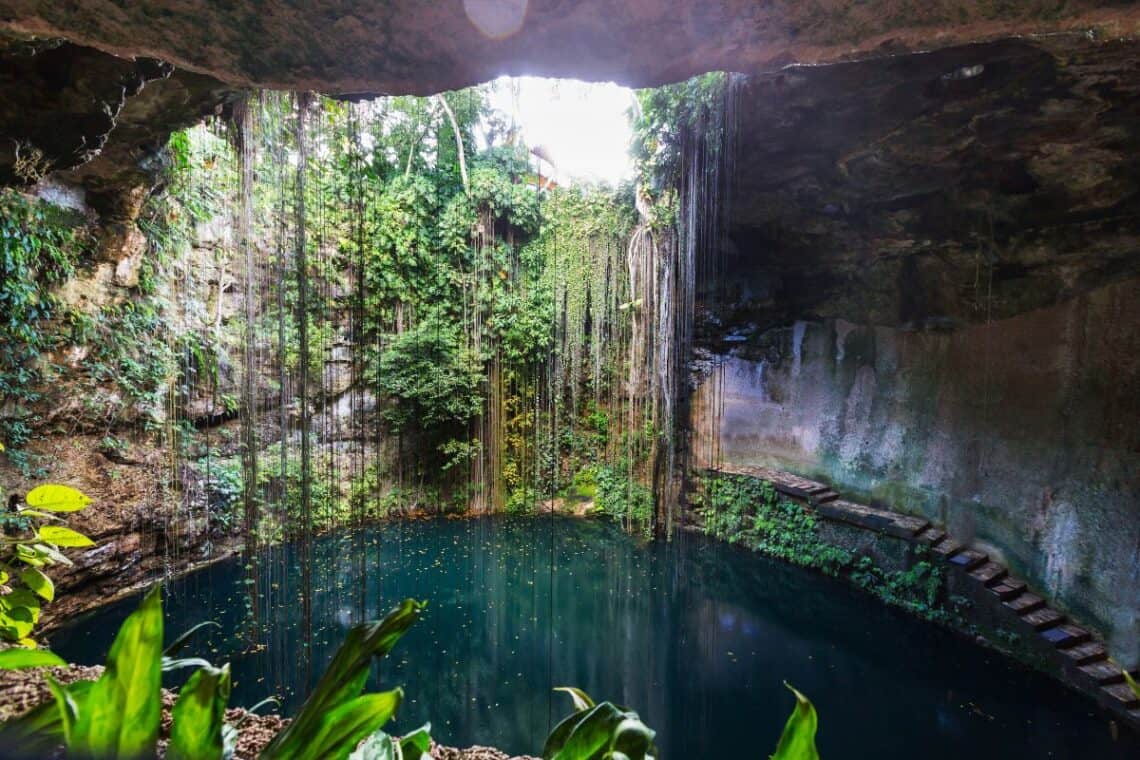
[1022,607,1066,631]
[930,538,964,559]
[968,561,1007,586]
[916,527,946,547]
[1078,660,1126,685]
[1040,623,1090,649]
[1060,640,1109,666]
[895,515,931,537]
[989,577,1027,601]
[948,548,988,572]
[1102,682,1140,709]
[816,500,928,539]
[1005,592,1046,615]
[768,472,833,501]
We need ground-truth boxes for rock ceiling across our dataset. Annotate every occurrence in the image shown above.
[0,1,1137,328]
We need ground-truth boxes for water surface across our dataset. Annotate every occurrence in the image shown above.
[51,516,1138,758]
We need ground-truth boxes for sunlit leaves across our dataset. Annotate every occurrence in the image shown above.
[25,484,92,512]
[37,525,95,547]
[0,483,93,645]
[19,567,53,601]
[68,585,164,758]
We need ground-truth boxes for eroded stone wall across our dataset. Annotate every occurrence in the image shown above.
[691,277,1140,667]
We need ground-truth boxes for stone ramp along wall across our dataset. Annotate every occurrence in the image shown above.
[690,278,1140,672]
[710,466,1140,730]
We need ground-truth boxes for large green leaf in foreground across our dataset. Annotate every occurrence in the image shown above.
[69,585,164,758]
[168,664,232,760]
[543,689,657,760]
[261,598,426,760]
[771,683,819,760]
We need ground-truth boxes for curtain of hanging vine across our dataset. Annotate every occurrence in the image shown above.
[142,77,708,748]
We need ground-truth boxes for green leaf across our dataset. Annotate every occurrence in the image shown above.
[0,679,92,754]
[20,567,53,601]
[261,599,424,759]
[164,620,221,658]
[17,509,60,519]
[48,677,78,747]
[347,729,397,760]
[294,690,403,760]
[398,722,432,760]
[32,543,73,566]
[1,590,41,624]
[70,586,164,759]
[0,647,65,669]
[0,607,35,640]
[770,683,819,760]
[24,484,92,512]
[163,656,216,673]
[14,544,45,567]
[346,723,432,760]
[1126,670,1140,700]
[168,664,232,760]
[38,525,95,548]
[543,701,657,760]
[554,686,595,712]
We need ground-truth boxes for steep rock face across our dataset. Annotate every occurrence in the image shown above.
[0,2,1137,200]
[1,1,1138,94]
[0,35,240,272]
[715,36,1140,332]
[0,36,236,185]
[694,36,1140,666]
[692,282,1140,667]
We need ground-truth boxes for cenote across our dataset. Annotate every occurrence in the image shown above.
[50,517,1137,758]
[5,8,1140,757]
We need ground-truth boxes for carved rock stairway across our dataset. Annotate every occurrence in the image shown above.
[709,465,1140,728]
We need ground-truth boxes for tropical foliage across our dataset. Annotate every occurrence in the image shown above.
[544,685,820,760]
[0,590,428,760]
[0,477,94,646]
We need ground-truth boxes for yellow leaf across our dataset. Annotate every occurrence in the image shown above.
[1126,671,1140,700]
[38,526,95,548]
[25,484,91,513]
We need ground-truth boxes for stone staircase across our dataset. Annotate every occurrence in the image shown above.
[708,464,1140,728]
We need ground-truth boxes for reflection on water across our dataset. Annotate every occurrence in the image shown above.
[50,517,1137,758]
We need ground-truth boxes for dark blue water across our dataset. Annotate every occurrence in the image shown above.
[50,517,1137,758]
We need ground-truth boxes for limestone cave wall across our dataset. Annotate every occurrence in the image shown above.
[693,35,1140,667]
[692,280,1140,667]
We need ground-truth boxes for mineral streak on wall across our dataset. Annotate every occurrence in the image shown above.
[691,278,1140,668]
